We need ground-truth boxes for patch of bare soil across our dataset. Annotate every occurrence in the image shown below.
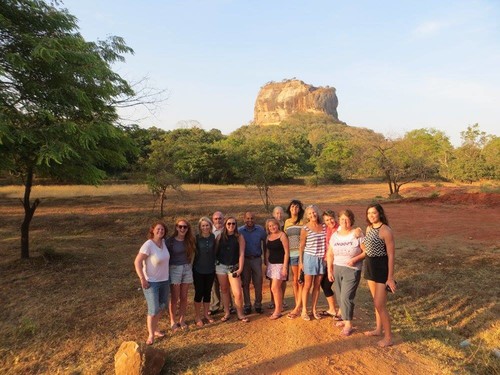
[167,292,443,375]
[394,191,500,206]
[1,184,498,374]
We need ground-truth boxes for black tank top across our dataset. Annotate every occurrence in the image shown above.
[267,237,285,264]
[217,234,240,265]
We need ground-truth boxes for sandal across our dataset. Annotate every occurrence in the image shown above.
[319,310,336,317]
[301,313,311,321]
[270,313,282,320]
[287,312,299,319]
[195,319,204,327]
[171,323,180,332]
[313,312,322,320]
[205,317,215,324]
[334,314,343,321]
[179,322,188,330]
[238,316,250,323]
[221,315,231,322]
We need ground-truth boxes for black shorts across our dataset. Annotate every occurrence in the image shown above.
[364,256,388,283]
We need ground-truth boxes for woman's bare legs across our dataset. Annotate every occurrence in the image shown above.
[311,275,323,317]
[271,279,283,317]
[169,284,180,328]
[178,283,189,327]
[365,280,393,346]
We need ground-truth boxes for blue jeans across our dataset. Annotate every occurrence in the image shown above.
[143,280,170,316]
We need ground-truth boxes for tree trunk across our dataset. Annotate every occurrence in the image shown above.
[20,168,40,259]
[160,188,166,217]
[385,172,394,195]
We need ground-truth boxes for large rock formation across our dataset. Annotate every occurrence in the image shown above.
[254,79,339,125]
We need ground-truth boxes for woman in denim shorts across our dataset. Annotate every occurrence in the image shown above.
[134,221,170,345]
[215,217,248,322]
[299,205,327,321]
[167,218,195,331]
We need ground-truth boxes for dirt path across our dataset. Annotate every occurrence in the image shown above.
[162,285,443,375]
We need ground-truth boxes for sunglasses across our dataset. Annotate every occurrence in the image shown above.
[177,225,188,229]
[226,222,236,226]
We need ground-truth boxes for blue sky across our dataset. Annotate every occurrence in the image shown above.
[62,0,499,145]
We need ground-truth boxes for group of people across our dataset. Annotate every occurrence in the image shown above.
[134,201,396,348]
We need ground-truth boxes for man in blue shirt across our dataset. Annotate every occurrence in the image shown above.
[238,211,267,314]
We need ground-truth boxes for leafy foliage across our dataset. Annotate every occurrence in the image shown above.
[0,0,135,257]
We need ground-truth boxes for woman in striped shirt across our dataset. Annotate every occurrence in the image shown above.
[299,205,327,321]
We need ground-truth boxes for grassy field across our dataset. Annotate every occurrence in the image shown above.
[0,182,498,374]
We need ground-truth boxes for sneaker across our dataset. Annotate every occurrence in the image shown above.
[255,307,263,314]
[229,307,237,314]
[243,307,251,315]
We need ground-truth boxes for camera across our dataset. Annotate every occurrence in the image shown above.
[385,281,397,293]
[298,270,304,284]
[230,265,239,278]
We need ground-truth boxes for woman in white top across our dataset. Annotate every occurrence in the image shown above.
[134,221,170,345]
[327,210,365,336]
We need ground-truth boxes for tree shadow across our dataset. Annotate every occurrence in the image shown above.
[228,336,371,374]
[160,342,245,374]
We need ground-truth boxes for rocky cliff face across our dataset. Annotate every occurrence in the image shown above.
[254,79,339,125]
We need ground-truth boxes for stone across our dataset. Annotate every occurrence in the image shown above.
[254,79,339,125]
[115,341,166,375]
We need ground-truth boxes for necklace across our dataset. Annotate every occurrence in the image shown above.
[372,223,383,229]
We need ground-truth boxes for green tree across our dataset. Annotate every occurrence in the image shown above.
[0,0,135,258]
[316,140,354,182]
[449,124,491,183]
[403,128,453,179]
[373,133,441,198]
[229,136,301,211]
[482,136,500,180]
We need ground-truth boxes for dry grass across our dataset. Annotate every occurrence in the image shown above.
[0,182,498,374]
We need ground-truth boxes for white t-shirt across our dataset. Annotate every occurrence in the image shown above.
[329,230,364,270]
[139,239,170,282]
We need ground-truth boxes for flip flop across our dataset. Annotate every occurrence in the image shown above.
[195,319,204,327]
[313,312,322,320]
[301,313,311,321]
[287,312,298,319]
[205,317,215,324]
[270,313,282,320]
[319,310,335,317]
[238,316,250,323]
[171,323,180,332]
[220,315,231,322]
[146,337,154,345]
[179,322,188,330]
